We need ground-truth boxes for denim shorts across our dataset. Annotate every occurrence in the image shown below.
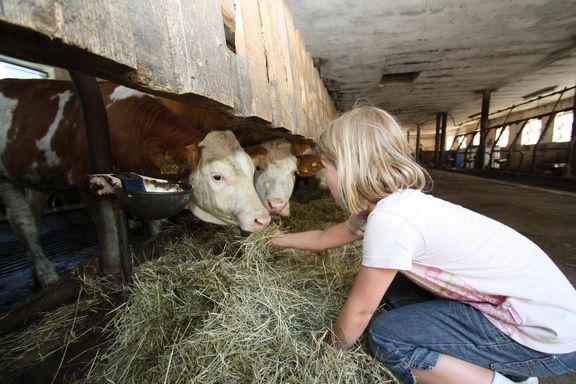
[367,274,576,384]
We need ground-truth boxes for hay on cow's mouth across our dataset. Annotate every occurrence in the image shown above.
[1,197,397,383]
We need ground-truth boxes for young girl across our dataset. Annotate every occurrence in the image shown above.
[269,107,576,384]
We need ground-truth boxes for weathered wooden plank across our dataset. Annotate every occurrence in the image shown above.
[0,0,137,70]
[283,2,307,135]
[234,0,272,121]
[0,0,335,131]
[172,0,235,108]
[127,1,179,93]
[258,0,291,129]
[295,31,313,139]
[271,3,297,132]
[306,51,322,140]
[220,0,236,33]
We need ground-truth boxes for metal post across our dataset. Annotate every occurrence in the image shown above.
[434,113,441,166]
[476,90,491,169]
[439,112,447,168]
[69,71,132,283]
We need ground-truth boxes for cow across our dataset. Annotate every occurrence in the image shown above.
[0,79,270,287]
[159,99,321,216]
[243,139,320,216]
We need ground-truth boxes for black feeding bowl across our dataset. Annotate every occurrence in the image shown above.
[114,181,193,221]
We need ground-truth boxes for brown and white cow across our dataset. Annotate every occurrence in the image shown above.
[158,100,321,217]
[0,79,270,287]
[244,139,319,216]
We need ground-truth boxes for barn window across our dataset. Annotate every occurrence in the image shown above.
[521,118,542,145]
[552,111,573,143]
[472,131,480,146]
[495,126,510,147]
[0,60,47,79]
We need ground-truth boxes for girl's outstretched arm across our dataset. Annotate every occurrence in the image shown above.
[268,221,362,251]
[331,266,398,349]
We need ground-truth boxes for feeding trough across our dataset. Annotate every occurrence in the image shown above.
[88,172,193,221]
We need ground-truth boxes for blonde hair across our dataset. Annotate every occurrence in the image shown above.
[317,106,430,213]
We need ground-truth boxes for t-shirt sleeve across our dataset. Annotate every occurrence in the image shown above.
[362,211,423,270]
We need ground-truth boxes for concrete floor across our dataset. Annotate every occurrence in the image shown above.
[428,169,576,384]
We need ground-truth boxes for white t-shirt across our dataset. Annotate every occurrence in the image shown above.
[356,188,576,354]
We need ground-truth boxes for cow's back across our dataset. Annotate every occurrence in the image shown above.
[0,79,88,189]
[0,79,200,190]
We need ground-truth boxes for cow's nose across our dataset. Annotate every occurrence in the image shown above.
[253,214,271,229]
[265,199,287,212]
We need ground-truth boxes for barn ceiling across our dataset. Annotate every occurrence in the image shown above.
[284,0,576,135]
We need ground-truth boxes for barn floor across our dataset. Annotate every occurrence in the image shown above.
[429,169,576,384]
[0,209,99,312]
[0,170,575,382]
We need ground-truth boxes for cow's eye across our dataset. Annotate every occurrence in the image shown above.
[255,166,261,172]
[211,174,223,182]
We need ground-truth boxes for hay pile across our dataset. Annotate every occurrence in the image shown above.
[1,198,397,383]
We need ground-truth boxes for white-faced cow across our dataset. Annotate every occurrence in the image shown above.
[0,79,270,287]
[243,139,320,216]
[159,99,321,217]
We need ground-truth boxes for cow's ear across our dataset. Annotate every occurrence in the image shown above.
[297,154,323,176]
[142,138,199,176]
[290,142,314,156]
[244,145,268,167]
[184,143,200,168]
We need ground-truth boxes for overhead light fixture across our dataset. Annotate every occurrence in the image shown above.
[522,86,557,99]
[379,71,420,87]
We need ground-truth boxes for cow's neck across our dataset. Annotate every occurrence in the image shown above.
[187,200,236,227]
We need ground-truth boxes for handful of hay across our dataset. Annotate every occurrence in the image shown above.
[1,198,397,383]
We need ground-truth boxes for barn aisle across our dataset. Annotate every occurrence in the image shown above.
[428,169,576,384]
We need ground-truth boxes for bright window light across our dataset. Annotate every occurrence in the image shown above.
[0,61,47,79]
[472,132,480,146]
[521,119,542,145]
[495,126,510,147]
[446,135,454,150]
[552,111,573,143]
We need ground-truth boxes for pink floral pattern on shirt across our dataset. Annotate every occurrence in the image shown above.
[420,266,525,337]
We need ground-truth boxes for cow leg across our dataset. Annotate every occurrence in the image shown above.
[0,182,59,287]
[25,188,50,229]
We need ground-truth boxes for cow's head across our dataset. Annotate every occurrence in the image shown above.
[186,131,271,232]
[244,139,318,217]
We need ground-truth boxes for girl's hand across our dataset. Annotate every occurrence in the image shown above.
[267,230,286,247]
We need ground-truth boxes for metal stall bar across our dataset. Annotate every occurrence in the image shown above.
[69,71,132,284]
[507,119,529,169]
[530,88,567,172]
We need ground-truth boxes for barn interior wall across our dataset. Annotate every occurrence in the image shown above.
[413,95,574,172]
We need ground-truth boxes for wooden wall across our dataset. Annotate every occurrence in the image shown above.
[0,0,337,141]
